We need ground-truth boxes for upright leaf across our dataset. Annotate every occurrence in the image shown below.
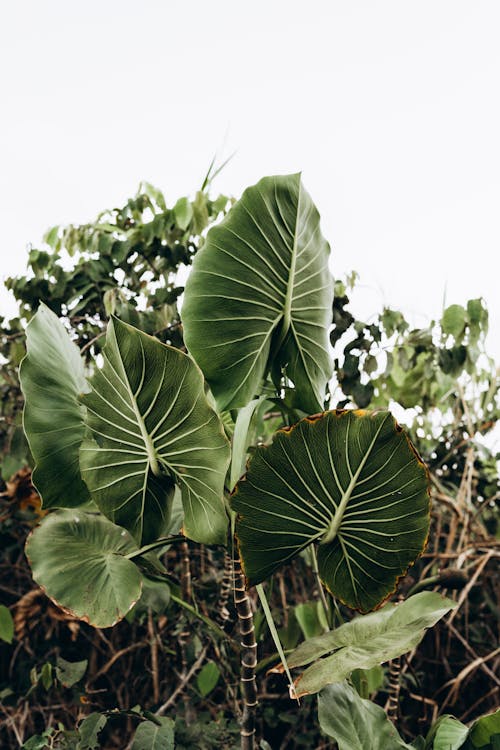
[80,317,230,545]
[233,410,430,611]
[20,303,90,507]
[182,173,333,413]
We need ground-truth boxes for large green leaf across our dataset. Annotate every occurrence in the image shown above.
[19,302,90,507]
[233,409,430,611]
[80,317,230,546]
[26,511,142,627]
[318,681,413,750]
[276,592,455,696]
[182,173,333,413]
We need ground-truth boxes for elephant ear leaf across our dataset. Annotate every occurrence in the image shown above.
[232,410,430,612]
[182,173,333,414]
[26,510,142,628]
[79,317,230,546]
[19,302,90,508]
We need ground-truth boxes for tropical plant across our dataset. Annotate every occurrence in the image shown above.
[12,172,484,750]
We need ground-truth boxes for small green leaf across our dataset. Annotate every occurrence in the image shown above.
[173,197,193,231]
[467,298,488,329]
[428,716,469,750]
[351,665,384,699]
[191,190,210,235]
[197,661,221,697]
[294,602,325,639]
[469,709,500,747]
[132,717,174,750]
[77,713,107,750]
[40,662,53,690]
[43,225,60,249]
[56,656,88,688]
[318,681,413,749]
[441,304,466,339]
[0,605,14,644]
[22,731,53,750]
[26,511,143,628]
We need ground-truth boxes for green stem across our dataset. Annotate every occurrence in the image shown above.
[124,535,185,560]
[256,583,298,701]
[310,545,331,629]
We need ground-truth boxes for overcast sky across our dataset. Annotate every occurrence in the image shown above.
[1,1,499,361]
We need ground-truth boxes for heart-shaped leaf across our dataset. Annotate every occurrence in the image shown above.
[80,317,230,546]
[20,303,90,508]
[233,409,430,612]
[278,591,455,695]
[182,173,333,413]
[26,511,142,627]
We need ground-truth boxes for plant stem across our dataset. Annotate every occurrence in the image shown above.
[124,535,185,559]
[310,544,331,629]
[234,556,258,750]
[256,583,297,702]
[179,539,192,601]
[216,550,233,629]
[386,656,401,722]
[147,608,160,704]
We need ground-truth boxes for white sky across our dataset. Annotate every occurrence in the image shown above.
[1,1,499,360]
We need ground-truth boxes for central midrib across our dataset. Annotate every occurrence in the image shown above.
[276,180,302,351]
[117,346,162,479]
[283,182,301,333]
[320,414,389,545]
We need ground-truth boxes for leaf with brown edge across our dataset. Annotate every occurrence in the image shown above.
[232,409,430,612]
[275,592,456,696]
[26,510,143,628]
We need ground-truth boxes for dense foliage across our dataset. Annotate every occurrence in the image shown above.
[0,174,498,750]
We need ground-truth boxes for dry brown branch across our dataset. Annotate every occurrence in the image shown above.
[86,643,145,684]
[148,609,160,704]
[447,550,495,627]
[438,647,500,712]
[155,645,208,715]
